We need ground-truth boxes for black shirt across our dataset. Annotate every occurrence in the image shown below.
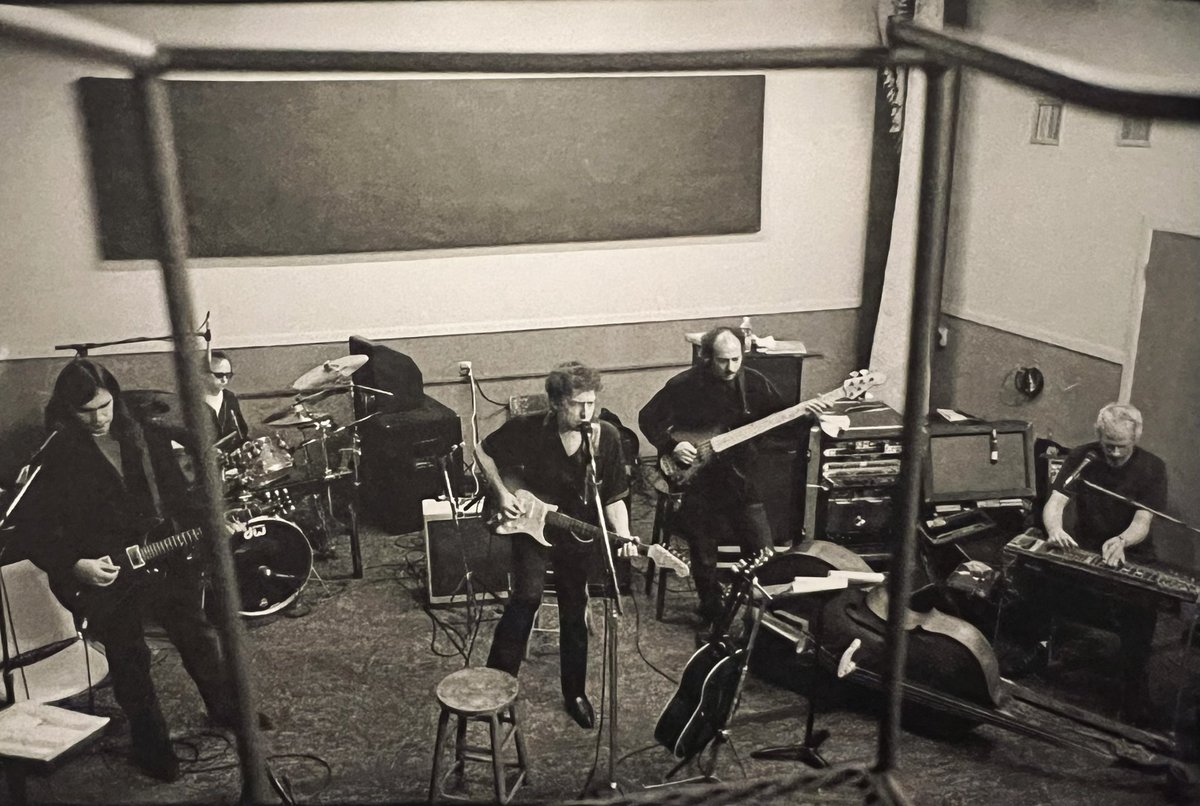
[638,364,789,494]
[482,413,629,529]
[19,423,193,585]
[1052,441,1167,556]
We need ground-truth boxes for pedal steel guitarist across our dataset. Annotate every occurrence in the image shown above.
[639,326,827,629]
[1039,402,1167,725]
[475,361,633,730]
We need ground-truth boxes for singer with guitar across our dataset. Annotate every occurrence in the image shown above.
[16,360,247,781]
[1026,403,1167,725]
[639,326,830,629]
[476,361,634,731]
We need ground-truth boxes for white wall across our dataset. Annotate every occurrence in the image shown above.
[943,0,1200,364]
[0,1,880,361]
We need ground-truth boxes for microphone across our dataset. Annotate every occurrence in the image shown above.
[1061,452,1098,491]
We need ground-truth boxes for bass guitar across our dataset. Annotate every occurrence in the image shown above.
[658,369,886,490]
[490,488,690,579]
[654,551,771,760]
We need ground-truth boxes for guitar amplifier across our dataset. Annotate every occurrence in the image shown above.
[423,499,511,606]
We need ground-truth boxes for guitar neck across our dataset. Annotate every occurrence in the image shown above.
[709,387,843,454]
[544,511,628,546]
[140,527,205,564]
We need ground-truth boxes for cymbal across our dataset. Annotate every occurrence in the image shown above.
[265,410,331,428]
[292,355,369,391]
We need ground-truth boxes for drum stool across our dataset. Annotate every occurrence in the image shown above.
[428,667,528,803]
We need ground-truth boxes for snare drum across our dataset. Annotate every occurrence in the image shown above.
[229,516,312,617]
[234,436,294,489]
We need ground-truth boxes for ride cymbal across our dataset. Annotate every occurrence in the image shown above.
[292,355,369,391]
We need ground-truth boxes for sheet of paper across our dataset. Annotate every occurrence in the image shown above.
[828,570,886,584]
[0,702,108,762]
[791,575,849,594]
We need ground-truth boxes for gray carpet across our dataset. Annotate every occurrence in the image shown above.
[14,486,1200,804]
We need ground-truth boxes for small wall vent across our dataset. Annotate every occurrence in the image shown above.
[1117,117,1152,147]
[1030,99,1063,145]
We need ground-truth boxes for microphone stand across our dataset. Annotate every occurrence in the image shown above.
[581,426,624,795]
[1079,479,1200,535]
[54,313,211,356]
[0,434,61,705]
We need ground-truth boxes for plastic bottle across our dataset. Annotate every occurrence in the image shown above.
[739,316,754,352]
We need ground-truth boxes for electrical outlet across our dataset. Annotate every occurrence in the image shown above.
[457,360,472,378]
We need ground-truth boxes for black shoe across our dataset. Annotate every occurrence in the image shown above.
[133,744,180,783]
[564,695,595,730]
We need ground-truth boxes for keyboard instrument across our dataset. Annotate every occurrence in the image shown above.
[1003,532,1200,607]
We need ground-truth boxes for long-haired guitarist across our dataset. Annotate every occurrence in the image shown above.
[17,359,248,781]
[638,326,828,629]
[475,361,633,731]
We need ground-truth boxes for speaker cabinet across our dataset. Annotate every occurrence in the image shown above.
[359,399,463,533]
[424,500,511,605]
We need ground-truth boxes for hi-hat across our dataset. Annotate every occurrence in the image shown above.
[292,355,369,391]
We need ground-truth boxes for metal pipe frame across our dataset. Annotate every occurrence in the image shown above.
[890,19,1200,122]
[1,4,1196,800]
[133,74,273,804]
[874,63,961,778]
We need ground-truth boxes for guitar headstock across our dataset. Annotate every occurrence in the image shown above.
[841,369,887,401]
[732,549,773,579]
[647,544,690,578]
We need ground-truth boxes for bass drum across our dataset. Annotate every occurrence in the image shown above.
[229,517,312,617]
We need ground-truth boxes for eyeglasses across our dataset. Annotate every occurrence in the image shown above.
[211,372,234,380]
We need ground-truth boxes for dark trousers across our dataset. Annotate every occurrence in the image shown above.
[84,570,233,752]
[1007,579,1157,719]
[676,492,773,622]
[486,533,591,701]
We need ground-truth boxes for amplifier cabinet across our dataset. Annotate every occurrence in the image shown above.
[802,400,903,562]
[423,499,511,606]
[359,398,463,534]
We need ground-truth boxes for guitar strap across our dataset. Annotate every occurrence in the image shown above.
[130,423,165,520]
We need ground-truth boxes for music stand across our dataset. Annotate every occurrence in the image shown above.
[750,579,853,768]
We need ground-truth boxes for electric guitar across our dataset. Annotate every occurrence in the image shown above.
[53,520,206,616]
[658,369,887,490]
[489,488,690,579]
[653,551,772,760]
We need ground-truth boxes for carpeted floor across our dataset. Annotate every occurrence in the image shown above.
[13,485,1200,805]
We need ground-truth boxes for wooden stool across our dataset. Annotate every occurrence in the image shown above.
[643,470,685,620]
[428,667,528,803]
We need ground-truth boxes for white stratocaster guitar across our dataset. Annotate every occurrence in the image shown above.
[490,488,690,578]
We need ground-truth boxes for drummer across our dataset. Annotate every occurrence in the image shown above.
[204,350,249,450]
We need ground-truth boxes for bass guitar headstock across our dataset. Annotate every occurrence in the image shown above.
[841,369,887,401]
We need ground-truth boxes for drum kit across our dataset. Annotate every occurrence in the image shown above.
[219,354,390,617]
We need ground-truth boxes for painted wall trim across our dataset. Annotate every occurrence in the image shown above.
[1120,215,1200,401]
[942,304,1127,364]
[5,298,862,359]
